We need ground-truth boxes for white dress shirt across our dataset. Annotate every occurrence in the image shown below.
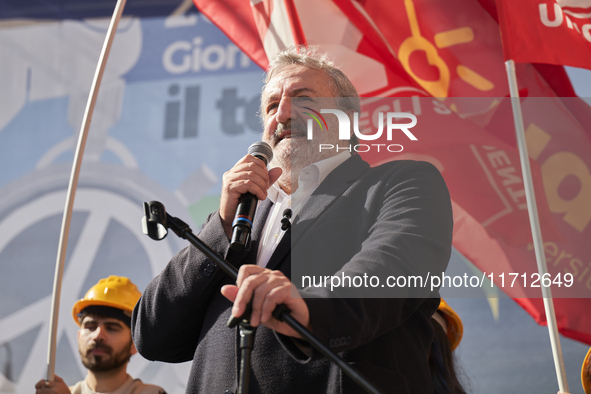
[256,151,351,267]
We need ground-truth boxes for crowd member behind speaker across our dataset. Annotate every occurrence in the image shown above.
[132,45,454,393]
[430,299,468,394]
[35,276,166,394]
[581,347,591,394]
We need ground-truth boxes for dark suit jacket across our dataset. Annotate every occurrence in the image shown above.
[132,155,453,394]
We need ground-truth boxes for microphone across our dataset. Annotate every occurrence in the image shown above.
[230,141,273,252]
[281,209,292,231]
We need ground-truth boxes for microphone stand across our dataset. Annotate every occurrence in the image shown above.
[142,201,384,394]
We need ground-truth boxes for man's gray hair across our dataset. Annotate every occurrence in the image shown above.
[262,45,361,114]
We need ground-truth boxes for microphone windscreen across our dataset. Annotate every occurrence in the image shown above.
[247,141,273,165]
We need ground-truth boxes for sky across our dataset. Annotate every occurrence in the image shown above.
[566,66,591,99]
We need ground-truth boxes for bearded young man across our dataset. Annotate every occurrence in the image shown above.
[35,276,166,394]
[132,46,453,393]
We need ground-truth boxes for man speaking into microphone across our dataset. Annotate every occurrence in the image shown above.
[132,46,453,394]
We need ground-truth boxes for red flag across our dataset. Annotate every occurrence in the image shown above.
[192,0,591,345]
[192,0,268,69]
[497,0,591,70]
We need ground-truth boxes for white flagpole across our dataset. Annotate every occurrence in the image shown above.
[504,59,569,393]
[46,0,128,381]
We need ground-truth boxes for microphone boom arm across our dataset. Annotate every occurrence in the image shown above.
[142,201,384,394]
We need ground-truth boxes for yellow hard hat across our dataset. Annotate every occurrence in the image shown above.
[437,299,463,351]
[72,276,141,326]
[582,347,591,394]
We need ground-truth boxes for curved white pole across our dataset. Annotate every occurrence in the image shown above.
[46,0,128,381]
[505,59,569,394]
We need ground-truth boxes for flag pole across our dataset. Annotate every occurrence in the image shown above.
[46,0,128,381]
[504,59,569,393]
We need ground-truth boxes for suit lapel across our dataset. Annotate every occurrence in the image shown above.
[265,155,369,271]
[265,228,290,272]
[291,155,368,246]
[252,199,273,243]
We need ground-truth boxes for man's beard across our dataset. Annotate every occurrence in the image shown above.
[265,119,341,181]
[80,340,132,373]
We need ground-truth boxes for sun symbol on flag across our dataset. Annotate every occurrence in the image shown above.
[398,0,495,98]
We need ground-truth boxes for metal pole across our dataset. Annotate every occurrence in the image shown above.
[46,0,128,381]
[504,59,569,393]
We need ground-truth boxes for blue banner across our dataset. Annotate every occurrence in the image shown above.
[0,9,264,392]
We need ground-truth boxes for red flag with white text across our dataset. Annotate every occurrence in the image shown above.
[497,0,591,70]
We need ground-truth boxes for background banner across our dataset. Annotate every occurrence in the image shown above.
[0,5,265,392]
